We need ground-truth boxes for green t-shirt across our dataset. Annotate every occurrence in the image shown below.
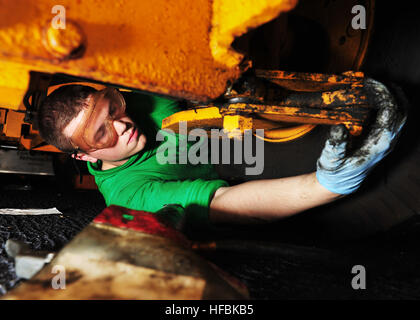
[87,92,228,229]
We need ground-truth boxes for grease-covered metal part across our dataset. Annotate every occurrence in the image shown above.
[315,78,407,195]
[162,0,376,143]
[351,78,407,165]
[163,70,372,138]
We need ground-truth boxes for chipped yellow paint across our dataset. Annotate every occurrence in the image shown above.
[163,95,366,139]
[322,90,357,105]
[162,107,223,132]
[223,115,253,138]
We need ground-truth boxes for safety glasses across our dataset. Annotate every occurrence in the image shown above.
[70,88,126,152]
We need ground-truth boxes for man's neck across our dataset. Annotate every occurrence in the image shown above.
[101,158,130,170]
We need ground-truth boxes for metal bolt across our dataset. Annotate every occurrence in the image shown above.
[42,20,86,60]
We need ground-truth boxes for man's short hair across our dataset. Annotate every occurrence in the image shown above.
[37,85,97,153]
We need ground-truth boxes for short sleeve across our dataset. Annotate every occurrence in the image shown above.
[108,178,229,228]
[149,96,182,129]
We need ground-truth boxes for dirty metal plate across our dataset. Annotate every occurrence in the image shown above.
[0,149,54,175]
[6,250,206,300]
[3,220,248,299]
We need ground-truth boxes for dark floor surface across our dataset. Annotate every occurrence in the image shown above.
[1,176,420,299]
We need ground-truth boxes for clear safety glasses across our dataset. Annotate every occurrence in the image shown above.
[70,88,126,152]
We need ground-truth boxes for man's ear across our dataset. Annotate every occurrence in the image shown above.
[71,153,98,163]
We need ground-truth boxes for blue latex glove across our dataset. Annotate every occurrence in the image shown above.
[316,78,407,195]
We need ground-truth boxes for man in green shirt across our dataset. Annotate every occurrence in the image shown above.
[37,81,406,230]
[85,91,229,229]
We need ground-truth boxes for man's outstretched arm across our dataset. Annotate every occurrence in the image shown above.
[210,172,341,224]
[209,78,407,225]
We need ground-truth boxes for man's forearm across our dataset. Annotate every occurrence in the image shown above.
[209,172,343,224]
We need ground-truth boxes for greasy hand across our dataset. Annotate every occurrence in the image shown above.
[316,78,407,195]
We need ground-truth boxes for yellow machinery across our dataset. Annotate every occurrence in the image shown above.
[0,0,374,153]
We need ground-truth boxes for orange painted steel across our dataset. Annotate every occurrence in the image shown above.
[0,0,296,107]
[0,0,298,150]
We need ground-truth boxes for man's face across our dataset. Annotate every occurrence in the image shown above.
[63,95,147,165]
